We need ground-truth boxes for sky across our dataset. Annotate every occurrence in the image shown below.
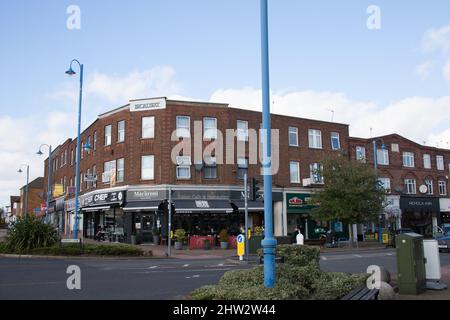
[1,0,450,210]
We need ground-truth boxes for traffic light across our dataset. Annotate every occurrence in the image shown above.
[250,178,260,201]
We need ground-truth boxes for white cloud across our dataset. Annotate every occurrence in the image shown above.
[443,60,450,83]
[415,61,433,78]
[86,65,180,104]
[421,24,450,55]
[210,87,450,146]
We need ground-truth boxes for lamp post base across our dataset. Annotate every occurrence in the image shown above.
[261,237,277,288]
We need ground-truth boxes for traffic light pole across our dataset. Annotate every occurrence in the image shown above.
[244,173,249,258]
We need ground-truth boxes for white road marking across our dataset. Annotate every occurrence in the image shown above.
[321,256,328,260]
[192,275,200,278]
[218,263,224,266]
[183,264,189,267]
[148,266,158,269]
[353,254,363,258]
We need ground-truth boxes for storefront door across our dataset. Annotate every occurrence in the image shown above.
[137,213,156,243]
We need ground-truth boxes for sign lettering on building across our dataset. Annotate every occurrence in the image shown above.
[130,98,166,112]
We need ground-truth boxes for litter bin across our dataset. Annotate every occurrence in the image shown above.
[396,232,426,295]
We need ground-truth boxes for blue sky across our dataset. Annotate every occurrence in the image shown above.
[1,0,450,208]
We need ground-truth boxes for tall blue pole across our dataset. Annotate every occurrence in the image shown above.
[260,0,276,288]
[373,140,383,243]
[46,145,52,224]
[72,61,84,240]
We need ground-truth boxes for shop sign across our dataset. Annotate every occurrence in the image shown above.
[130,98,166,112]
[82,191,124,207]
[286,193,316,214]
[195,200,209,208]
[53,184,64,198]
[400,197,440,212]
[127,189,167,201]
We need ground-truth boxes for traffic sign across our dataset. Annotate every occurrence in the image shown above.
[237,234,245,257]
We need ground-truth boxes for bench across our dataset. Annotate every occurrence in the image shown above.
[341,286,379,300]
[60,238,83,249]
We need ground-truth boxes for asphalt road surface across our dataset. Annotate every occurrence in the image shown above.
[1,250,449,300]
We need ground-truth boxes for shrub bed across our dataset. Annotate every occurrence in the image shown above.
[0,242,147,257]
[191,244,367,300]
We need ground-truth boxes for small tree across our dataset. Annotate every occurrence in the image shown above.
[311,154,386,245]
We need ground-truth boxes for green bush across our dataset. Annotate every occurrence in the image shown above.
[191,264,366,300]
[30,243,145,256]
[257,244,320,268]
[191,244,367,300]
[175,229,186,242]
[5,215,59,252]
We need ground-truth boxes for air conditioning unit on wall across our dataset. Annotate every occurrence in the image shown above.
[302,178,311,187]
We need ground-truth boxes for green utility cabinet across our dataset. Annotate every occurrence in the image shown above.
[396,233,427,295]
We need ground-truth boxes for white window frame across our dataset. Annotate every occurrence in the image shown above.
[402,152,415,168]
[93,131,97,151]
[176,156,191,180]
[103,160,116,183]
[308,129,322,149]
[118,120,125,142]
[423,154,431,169]
[439,181,447,196]
[203,117,217,140]
[330,132,341,150]
[356,146,366,162]
[437,155,445,171]
[176,116,191,138]
[378,177,391,193]
[310,163,324,184]
[404,179,417,195]
[142,116,155,139]
[141,155,154,181]
[104,125,112,146]
[117,158,124,182]
[288,127,299,147]
[290,161,300,184]
[425,179,433,195]
[237,120,249,142]
[377,149,389,165]
[203,156,217,179]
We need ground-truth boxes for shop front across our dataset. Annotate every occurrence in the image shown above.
[440,198,450,232]
[400,196,440,237]
[81,190,126,242]
[55,197,65,233]
[123,189,168,244]
[286,193,323,240]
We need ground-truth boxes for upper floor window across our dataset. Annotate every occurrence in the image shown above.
[308,129,322,149]
[404,179,417,195]
[86,136,91,155]
[176,116,190,138]
[402,152,415,168]
[117,158,124,182]
[176,156,191,179]
[310,163,324,184]
[425,179,433,195]
[439,181,447,196]
[377,149,389,165]
[204,156,217,179]
[92,165,97,188]
[378,177,391,193]
[104,125,112,146]
[118,120,125,142]
[237,157,249,180]
[60,154,64,167]
[288,127,299,147]
[330,132,341,150]
[423,154,431,169]
[437,155,445,170]
[70,149,74,166]
[203,117,217,140]
[141,155,154,180]
[64,150,67,165]
[356,146,366,162]
[81,141,84,159]
[93,131,97,151]
[237,120,249,142]
[102,160,116,183]
[290,161,300,183]
[142,116,155,139]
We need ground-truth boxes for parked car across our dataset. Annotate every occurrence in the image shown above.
[436,232,450,252]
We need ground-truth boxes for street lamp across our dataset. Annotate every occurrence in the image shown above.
[260,0,276,288]
[37,144,52,223]
[372,138,386,244]
[18,164,30,216]
[65,59,84,240]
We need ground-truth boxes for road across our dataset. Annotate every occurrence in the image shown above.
[1,250,449,299]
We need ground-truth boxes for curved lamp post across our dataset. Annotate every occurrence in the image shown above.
[37,144,52,223]
[65,59,84,239]
[18,164,30,216]
[372,138,386,244]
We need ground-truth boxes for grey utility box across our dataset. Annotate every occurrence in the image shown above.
[396,233,427,295]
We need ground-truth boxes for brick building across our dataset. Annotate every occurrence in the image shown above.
[19,177,45,217]
[43,97,349,243]
[349,134,450,237]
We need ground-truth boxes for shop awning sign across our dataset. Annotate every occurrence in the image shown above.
[286,193,316,214]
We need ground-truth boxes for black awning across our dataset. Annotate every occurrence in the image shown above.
[173,200,233,214]
[123,201,162,212]
[231,200,264,212]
